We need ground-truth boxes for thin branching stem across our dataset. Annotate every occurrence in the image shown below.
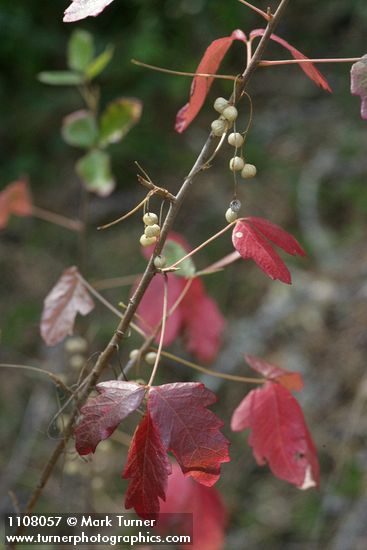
[147,275,168,386]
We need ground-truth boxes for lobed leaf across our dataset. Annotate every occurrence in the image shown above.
[76,149,115,196]
[158,463,227,550]
[351,55,367,120]
[75,381,145,455]
[122,412,171,519]
[62,110,99,149]
[64,0,115,23]
[232,218,305,284]
[40,266,94,346]
[149,382,230,486]
[99,98,142,146]
[231,382,319,489]
[250,29,332,92]
[0,179,32,229]
[245,354,304,391]
[175,29,247,133]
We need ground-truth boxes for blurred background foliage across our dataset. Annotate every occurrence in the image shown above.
[1,1,367,549]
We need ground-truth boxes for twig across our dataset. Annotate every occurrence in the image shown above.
[131,59,237,80]
[91,274,141,290]
[97,195,151,230]
[163,220,238,271]
[147,275,168,386]
[15,0,290,534]
[160,350,266,384]
[31,206,83,232]
[0,363,72,394]
[259,57,361,66]
[238,0,271,21]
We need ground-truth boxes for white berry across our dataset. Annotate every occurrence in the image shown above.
[229,156,245,171]
[213,97,229,113]
[211,119,227,136]
[241,163,257,179]
[222,105,238,122]
[65,336,88,354]
[228,132,244,147]
[145,351,157,365]
[225,208,238,223]
[143,212,158,226]
[140,234,156,247]
[154,255,166,269]
[69,354,85,370]
[129,349,140,360]
[144,224,160,238]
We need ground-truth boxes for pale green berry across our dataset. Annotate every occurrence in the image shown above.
[129,349,140,361]
[65,336,88,354]
[241,163,257,179]
[222,105,238,122]
[228,132,244,147]
[140,234,156,247]
[211,119,227,136]
[213,97,229,113]
[229,156,245,171]
[143,212,158,226]
[144,224,160,238]
[69,354,85,370]
[225,208,238,223]
[154,255,166,269]
[145,351,157,365]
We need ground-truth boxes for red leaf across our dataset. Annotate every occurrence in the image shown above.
[250,29,331,92]
[136,273,185,345]
[0,180,32,229]
[75,381,145,455]
[246,217,306,257]
[175,30,247,133]
[231,382,319,489]
[40,266,94,346]
[181,278,225,363]
[158,463,227,550]
[148,383,230,486]
[63,0,115,22]
[232,220,293,284]
[137,233,225,362]
[245,354,304,391]
[351,55,367,120]
[123,412,171,519]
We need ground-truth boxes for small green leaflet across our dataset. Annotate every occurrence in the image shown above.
[99,98,142,146]
[38,71,84,86]
[68,30,94,72]
[76,150,115,196]
[62,110,99,149]
[163,241,195,277]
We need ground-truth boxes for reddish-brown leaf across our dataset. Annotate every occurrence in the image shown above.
[123,412,171,519]
[158,463,227,550]
[0,179,32,229]
[250,29,331,92]
[40,266,94,346]
[231,382,319,489]
[148,383,230,486]
[63,0,115,22]
[175,30,247,133]
[232,220,292,284]
[181,278,225,363]
[75,381,145,455]
[245,354,304,391]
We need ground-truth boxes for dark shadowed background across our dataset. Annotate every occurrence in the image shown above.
[1,1,367,549]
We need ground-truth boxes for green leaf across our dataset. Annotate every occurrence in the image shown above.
[68,30,94,72]
[85,45,114,80]
[62,110,99,149]
[163,241,196,277]
[76,150,115,196]
[99,98,142,146]
[38,71,84,86]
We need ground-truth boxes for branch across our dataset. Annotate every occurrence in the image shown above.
[15,0,290,533]
[259,57,361,66]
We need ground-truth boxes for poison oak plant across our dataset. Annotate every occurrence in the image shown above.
[3,0,367,547]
